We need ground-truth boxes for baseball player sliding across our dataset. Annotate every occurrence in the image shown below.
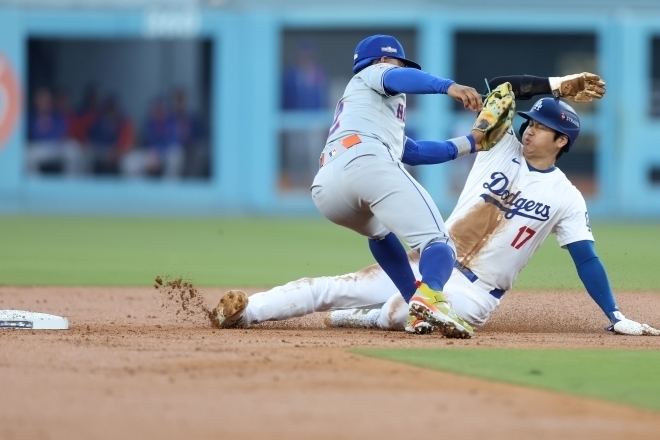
[299,34,504,338]
[212,69,660,337]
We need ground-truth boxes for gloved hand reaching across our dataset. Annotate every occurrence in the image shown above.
[549,72,606,103]
[606,316,660,336]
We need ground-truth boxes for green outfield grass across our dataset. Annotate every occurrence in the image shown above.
[0,216,659,289]
[357,348,660,411]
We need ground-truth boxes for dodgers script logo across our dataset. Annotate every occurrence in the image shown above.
[480,172,551,221]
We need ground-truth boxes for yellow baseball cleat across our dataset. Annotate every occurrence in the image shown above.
[408,282,474,339]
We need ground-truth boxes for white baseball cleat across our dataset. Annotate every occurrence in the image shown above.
[212,290,249,328]
[324,308,379,329]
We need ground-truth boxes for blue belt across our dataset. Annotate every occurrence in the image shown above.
[454,261,506,299]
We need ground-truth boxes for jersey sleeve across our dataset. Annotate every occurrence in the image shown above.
[554,189,594,247]
[357,64,399,96]
[401,136,460,165]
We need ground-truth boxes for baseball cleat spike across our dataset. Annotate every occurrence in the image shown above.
[212,290,248,329]
[404,315,435,334]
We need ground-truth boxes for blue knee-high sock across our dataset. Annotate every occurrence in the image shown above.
[368,233,417,302]
[419,241,455,291]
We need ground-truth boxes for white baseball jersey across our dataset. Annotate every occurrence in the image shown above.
[446,130,594,291]
[325,64,407,160]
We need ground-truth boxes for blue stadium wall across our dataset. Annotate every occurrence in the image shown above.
[0,7,659,218]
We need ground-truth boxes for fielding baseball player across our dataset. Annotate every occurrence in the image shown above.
[309,34,510,338]
[213,71,659,337]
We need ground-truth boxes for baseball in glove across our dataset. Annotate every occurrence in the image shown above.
[472,82,515,151]
[549,72,606,103]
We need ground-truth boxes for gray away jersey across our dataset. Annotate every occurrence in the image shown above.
[326,64,407,159]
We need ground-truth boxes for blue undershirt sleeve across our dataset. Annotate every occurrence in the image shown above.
[567,240,621,323]
[383,67,455,95]
[402,136,476,166]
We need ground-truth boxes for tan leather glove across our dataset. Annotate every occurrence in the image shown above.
[549,72,606,103]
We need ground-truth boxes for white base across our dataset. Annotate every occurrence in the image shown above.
[0,310,69,330]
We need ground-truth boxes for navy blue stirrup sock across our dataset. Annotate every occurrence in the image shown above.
[368,233,417,302]
[419,241,455,291]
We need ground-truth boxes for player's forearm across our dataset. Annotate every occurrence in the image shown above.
[487,75,552,100]
[401,135,475,166]
[567,240,621,323]
[383,68,455,95]
[576,258,621,324]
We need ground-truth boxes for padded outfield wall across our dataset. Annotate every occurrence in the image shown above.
[0,6,659,217]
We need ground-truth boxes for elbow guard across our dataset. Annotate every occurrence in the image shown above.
[489,75,551,101]
[518,75,534,99]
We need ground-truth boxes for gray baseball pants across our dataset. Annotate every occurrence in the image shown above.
[311,139,454,253]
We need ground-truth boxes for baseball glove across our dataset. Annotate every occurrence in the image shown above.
[472,82,515,151]
[549,72,606,103]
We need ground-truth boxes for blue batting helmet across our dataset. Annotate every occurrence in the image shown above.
[517,98,580,149]
[353,35,421,74]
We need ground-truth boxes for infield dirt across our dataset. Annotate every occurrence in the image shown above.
[1,286,660,440]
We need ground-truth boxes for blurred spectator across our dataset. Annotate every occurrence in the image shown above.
[170,89,209,178]
[282,41,329,110]
[280,41,329,189]
[54,88,75,137]
[88,96,135,175]
[121,97,183,179]
[70,84,101,145]
[26,87,87,176]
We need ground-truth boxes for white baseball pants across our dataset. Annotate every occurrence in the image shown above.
[243,259,501,330]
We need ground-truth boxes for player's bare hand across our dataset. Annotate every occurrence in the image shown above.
[609,318,660,336]
[470,129,485,151]
[448,83,482,112]
[550,72,606,103]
